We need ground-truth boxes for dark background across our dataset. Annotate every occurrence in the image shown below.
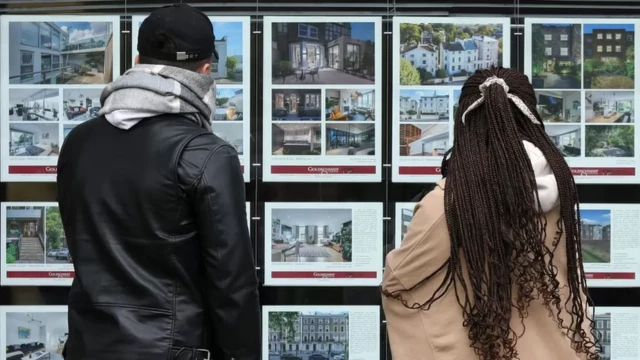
[1,0,640,358]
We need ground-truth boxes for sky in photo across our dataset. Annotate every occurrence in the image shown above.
[584,23,634,34]
[213,21,243,57]
[217,88,242,98]
[351,22,375,42]
[55,22,111,43]
[400,89,449,101]
[580,209,611,226]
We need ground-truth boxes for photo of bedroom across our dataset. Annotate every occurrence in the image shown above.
[585,91,634,123]
[212,123,243,155]
[546,125,581,157]
[325,123,375,155]
[272,89,322,121]
[325,89,375,121]
[8,89,60,121]
[271,208,353,263]
[535,90,581,123]
[398,124,449,157]
[8,124,60,157]
[62,88,102,121]
[4,311,67,360]
[271,123,322,156]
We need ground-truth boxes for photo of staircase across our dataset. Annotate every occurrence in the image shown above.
[4,206,46,264]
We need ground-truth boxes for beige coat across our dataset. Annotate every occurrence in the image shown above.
[382,180,595,360]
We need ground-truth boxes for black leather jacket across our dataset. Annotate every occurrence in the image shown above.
[57,115,260,360]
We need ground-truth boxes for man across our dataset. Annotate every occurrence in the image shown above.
[57,4,260,360]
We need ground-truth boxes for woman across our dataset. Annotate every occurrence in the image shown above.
[381,68,601,360]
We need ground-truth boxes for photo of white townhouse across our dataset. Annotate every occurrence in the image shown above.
[399,90,449,121]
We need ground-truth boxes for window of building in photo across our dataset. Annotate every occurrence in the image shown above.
[560,34,568,41]
[597,45,603,52]
[606,33,612,40]
[606,45,612,52]
[298,24,319,40]
[544,34,552,41]
[616,45,622,52]
[597,33,603,39]
[545,47,552,56]
[560,47,568,56]
[20,50,34,81]
[616,33,622,40]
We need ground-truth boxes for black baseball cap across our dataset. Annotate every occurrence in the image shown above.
[138,3,219,62]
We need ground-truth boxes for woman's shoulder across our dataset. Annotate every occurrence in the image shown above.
[414,179,446,217]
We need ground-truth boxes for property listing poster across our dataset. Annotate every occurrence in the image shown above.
[580,203,640,287]
[262,305,380,360]
[264,202,383,286]
[262,17,383,182]
[391,17,511,182]
[590,307,640,360]
[525,18,640,183]
[1,203,72,286]
[394,202,416,248]
[132,16,252,182]
[0,305,69,360]
[0,16,121,182]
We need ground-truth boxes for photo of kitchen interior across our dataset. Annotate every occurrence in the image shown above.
[8,89,60,121]
[271,123,322,156]
[585,91,634,123]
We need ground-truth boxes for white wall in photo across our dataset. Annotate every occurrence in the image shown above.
[1,202,73,287]
[131,16,252,182]
[524,18,640,184]
[392,17,512,183]
[0,305,68,360]
[262,16,383,182]
[262,305,380,359]
[264,202,383,286]
[0,15,121,182]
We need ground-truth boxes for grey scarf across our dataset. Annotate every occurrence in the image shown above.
[99,64,216,132]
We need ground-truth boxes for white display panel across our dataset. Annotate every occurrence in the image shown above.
[1,202,72,286]
[525,18,640,184]
[590,307,640,360]
[132,16,252,183]
[247,201,251,234]
[0,16,121,182]
[264,202,383,286]
[262,17,383,182]
[0,305,69,360]
[262,305,380,359]
[580,203,640,287]
[392,17,511,182]
[394,202,416,248]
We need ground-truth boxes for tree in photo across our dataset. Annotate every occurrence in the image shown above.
[361,41,375,77]
[268,311,300,355]
[45,206,65,251]
[626,46,635,79]
[225,56,239,80]
[531,25,547,76]
[399,58,421,85]
[399,23,421,46]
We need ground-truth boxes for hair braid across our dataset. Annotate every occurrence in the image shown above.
[384,67,601,359]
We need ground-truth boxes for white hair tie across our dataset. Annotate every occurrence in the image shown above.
[461,76,541,125]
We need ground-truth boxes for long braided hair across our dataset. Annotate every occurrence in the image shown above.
[386,68,601,359]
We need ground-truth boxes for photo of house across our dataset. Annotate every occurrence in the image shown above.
[535,91,581,123]
[325,123,375,156]
[8,89,60,121]
[271,21,375,85]
[267,310,349,359]
[399,90,449,121]
[9,21,114,85]
[62,88,102,121]
[325,89,375,121]
[585,125,635,157]
[272,89,322,120]
[45,206,69,264]
[399,22,503,85]
[5,311,67,360]
[593,312,611,360]
[271,208,353,263]
[63,125,77,140]
[584,23,634,89]
[211,21,244,83]
[9,124,60,157]
[399,124,449,157]
[580,209,611,263]
[585,91,634,123]
[212,123,244,155]
[272,123,322,156]
[546,125,581,157]
[4,206,46,264]
[213,88,243,121]
[530,23,581,89]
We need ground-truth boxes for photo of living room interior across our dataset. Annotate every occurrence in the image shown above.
[535,91,581,123]
[62,88,102,121]
[5,312,67,360]
[271,208,353,263]
[399,124,449,157]
[8,89,60,121]
[585,91,634,123]
[212,123,244,155]
[325,123,375,155]
[9,124,60,157]
[271,123,322,155]
[272,89,322,120]
[325,89,375,121]
[546,125,581,157]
